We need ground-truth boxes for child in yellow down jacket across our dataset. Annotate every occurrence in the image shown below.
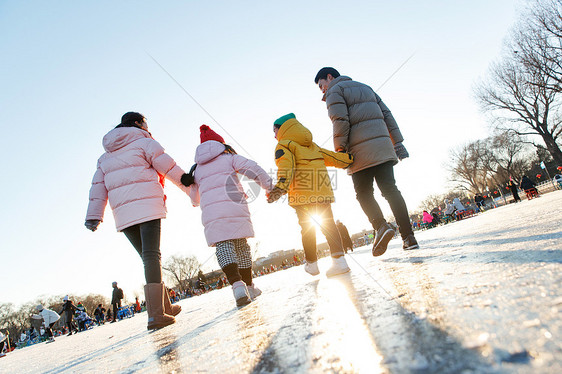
[267,113,354,277]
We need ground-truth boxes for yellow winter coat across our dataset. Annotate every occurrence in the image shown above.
[274,118,353,206]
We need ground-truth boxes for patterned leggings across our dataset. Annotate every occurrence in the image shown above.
[215,238,253,285]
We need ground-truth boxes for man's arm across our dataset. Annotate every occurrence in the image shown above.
[374,92,404,145]
[326,86,351,152]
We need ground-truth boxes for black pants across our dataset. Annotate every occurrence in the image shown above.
[66,320,75,334]
[510,188,521,202]
[112,302,121,321]
[122,219,162,284]
[351,161,413,239]
[294,203,344,263]
[45,322,56,338]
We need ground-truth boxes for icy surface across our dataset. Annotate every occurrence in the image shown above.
[2,191,561,373]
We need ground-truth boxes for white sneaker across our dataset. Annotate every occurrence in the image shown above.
[305,261,320,276]
[247,284,262,300]
[232,281,251,307]
[326,256,350,277]
[0,352,6,357]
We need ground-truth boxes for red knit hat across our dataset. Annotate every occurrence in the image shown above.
[199,124,225,143]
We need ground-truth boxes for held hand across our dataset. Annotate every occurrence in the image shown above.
[180,173,194,187]
[85,220,101,232]
[267,187,286,203]
[394,142,409,160]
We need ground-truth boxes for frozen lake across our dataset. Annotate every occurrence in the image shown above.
[2,191,561,373]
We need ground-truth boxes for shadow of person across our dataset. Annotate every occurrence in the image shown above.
[150,331,184,373]
[333,266,496,372]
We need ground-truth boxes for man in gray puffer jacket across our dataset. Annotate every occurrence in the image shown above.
[315,67,418,254]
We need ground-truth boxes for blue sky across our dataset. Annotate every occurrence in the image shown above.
[0,0,521,305]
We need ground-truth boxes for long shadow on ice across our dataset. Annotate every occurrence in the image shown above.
[328,272,498,373]
[118,308,238,373]
[47,331,148,374]
[248,270,497,373]
[383,249,562,264]
[420,230,562,249]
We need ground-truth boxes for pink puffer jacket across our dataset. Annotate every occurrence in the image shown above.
[189,141,273,246]
[86,127,188,231]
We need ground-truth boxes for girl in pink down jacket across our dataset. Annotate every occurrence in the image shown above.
[85,112,189,330]
[181,125,273,307]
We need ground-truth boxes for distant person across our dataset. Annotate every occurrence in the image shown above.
[0,330,7,357]
[85,112,187,330]
[336,220,353,253]
[520,175,538,198]
[314,67,418,255]
[93,304,105,325]
[363,233,370,245]
[452,198,466,220]
[75,309,91,331]
[267,113,354,277]
[474,193,486,210]
[181,125,273,307]
[60,296,77,335]
[197,270,207,285]
[76,302,86,313]
[507,179,521,202]
[431,211,442,224]
[135,297,141,313]
[111,282,124,322]
[422,210,434,226]
[32,305,60,343]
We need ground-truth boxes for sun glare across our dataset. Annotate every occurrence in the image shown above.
[311,272,385,372]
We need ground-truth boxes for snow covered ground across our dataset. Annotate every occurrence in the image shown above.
[2,191,561,373]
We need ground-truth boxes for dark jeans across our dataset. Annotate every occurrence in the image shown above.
[122,219,162,284]
[351,161,413,239]
[294,203,344,262]
[112,302,121,321]
[45,322,56,338]
[510,189,521,202]
[66,321,76,334]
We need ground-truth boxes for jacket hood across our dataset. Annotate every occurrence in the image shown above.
[322,75,353,101]
[277,118,313,147]
[102,127,151,152]
[195,140,226,164]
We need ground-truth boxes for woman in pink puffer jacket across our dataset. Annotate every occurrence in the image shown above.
[85,112,187,330]
[181,125,272,307]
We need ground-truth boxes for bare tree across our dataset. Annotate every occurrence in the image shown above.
[487,132,532,181]
[162,255,201,293]
[516,0,562,93]
[448,140,491,193]
[475,0,562,164]
[417,194,447,212]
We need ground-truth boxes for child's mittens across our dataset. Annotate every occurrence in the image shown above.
[180,173,194,187]
[85,220,101,232]
[267,187,286,203]
[394,142,409,160]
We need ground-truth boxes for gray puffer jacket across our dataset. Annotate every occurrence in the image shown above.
[324,76,403,174]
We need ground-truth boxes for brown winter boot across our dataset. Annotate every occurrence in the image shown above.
[144,283,175,330]
[162,282,181,316]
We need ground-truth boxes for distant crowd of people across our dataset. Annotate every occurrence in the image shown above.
[412,174,550,231]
